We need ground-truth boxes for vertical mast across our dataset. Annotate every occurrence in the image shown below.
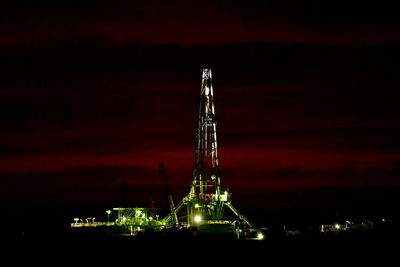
[191,68,221,200]
[161,68,252,228]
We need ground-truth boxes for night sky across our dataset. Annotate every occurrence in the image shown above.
[1,1,400,219]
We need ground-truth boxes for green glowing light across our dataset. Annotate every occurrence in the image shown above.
[194,215,202,223]
[257,233,264,240]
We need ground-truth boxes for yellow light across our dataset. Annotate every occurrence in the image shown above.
[194,215,202,223]
[194,204,200,208]
[257,233,264,240]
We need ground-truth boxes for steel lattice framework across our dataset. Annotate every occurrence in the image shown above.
[190,68,221,198]
[162,69,252,228]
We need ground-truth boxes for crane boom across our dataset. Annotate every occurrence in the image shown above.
[159,163,179,226]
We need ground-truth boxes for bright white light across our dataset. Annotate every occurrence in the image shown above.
[335,224,340,229]
[194,215,202,223]
[257,233,264,240]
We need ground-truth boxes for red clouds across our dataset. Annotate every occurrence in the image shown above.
[1,1,400,210]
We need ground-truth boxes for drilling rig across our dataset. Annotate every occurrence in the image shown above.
[162,69,252,235]
[71,69,261,240]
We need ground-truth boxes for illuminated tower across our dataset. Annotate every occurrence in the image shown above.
[189,68,221,199]
[162,69,252,228]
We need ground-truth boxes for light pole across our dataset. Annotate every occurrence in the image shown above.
[106,210,112,224]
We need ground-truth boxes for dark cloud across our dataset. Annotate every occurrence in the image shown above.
[0,165,169,206]
[1,1,400,211]
[1,0,400,51]
[2,43,400,132]
[2,164,400,209]
[222,166,400,191]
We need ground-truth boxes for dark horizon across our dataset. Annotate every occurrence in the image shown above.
[1,1,400,224]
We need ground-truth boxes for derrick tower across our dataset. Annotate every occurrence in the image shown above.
[163,69,251,228]
[190,68,221,199]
